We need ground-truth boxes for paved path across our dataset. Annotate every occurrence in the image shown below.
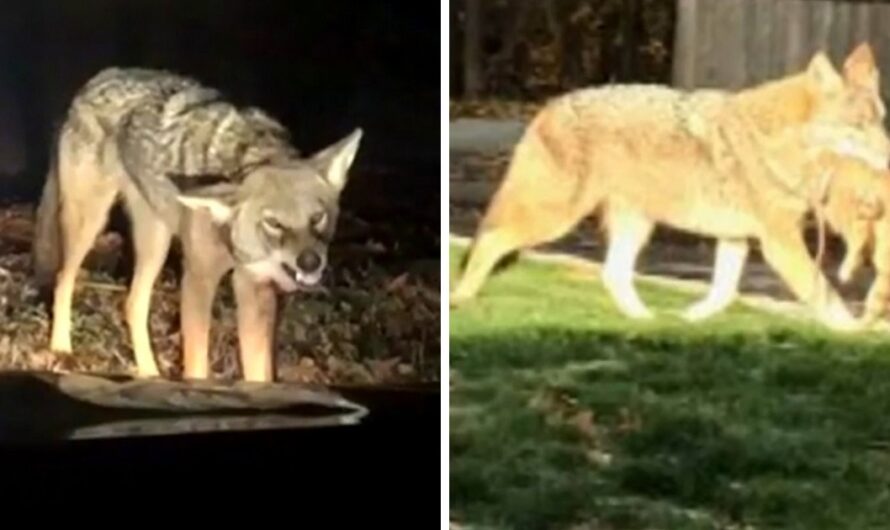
[450,118,526,154]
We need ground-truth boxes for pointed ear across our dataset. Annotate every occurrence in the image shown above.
[177,195,235,224]
[844,42,879,92]
[310,128,363,192]
[806,51,844,95]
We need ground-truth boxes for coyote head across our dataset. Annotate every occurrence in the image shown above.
[177,128,363,292]
[804,43,890,170]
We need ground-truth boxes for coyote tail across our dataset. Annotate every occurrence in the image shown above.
[32,130,62,300]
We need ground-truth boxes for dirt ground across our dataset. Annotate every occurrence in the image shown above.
[0,196,440,386]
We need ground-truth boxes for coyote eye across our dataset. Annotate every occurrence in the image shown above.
[310,211,327,229]
[261,216,286,235]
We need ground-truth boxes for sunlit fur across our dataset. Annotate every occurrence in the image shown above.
[452,43,890,332]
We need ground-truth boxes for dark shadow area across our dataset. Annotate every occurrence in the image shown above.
[0,0,440,221]
[451,326,890,529]
[0,1,440,512]
[451,0,676,100]
[0,371,438,443]
[0,370,440,521]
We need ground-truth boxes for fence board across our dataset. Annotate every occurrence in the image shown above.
[674,0,890,102]
[672,0,700,87]
[748,0,775,84]
[784,0,807,72]
[809,1,834,54]
[829,1,853,60]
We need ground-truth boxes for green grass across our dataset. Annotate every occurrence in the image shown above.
[449,245,890,530]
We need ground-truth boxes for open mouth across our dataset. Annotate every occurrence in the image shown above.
[243,261,325,293]
[269,269,324,294]
[294,269,324,290]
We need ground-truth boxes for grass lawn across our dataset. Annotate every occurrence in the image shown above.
[450,244,890,530]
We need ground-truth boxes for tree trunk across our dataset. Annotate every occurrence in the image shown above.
[618,0,640,81]
[463,0,483,97]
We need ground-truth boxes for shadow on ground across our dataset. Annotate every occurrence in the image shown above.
[451,324,890,530]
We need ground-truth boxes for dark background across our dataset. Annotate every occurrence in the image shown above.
[0,2,441,511]
[0,0,440,216]
[452,0,675,100]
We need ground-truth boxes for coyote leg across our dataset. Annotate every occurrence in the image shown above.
[232,268,278,383]
[602,208,655,319]
[451,229,523,306]
[451,126,597,306]
[179,212,233,380]
[123,185,172,378]
[683,238,749,321]
[50,155,119,353]
[760,228,859,331]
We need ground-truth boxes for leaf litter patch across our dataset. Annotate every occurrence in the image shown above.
[0,203,440,386]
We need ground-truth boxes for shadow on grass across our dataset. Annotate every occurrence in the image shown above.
[451,325,890,530]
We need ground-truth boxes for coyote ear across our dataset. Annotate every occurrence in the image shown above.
[806,52,844,95]
[310,128,363,192]
[177,195,235,224]
[844,42,879,92]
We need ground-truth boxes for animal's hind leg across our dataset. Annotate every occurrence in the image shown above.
[50,155,119,353]
[682,238,749,321]
[451,228,523,306]
[123,184,172,378]
[601,207,655,319]
[450,204,588,306]
[450,121,597,306]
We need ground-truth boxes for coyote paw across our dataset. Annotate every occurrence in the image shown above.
[681,301,722,322]
[823,310,863,333]
[618,305,655,320]
[854,312,890,333]
[135,364,162,379]
[449,291,475,308]
[50,338,72,355]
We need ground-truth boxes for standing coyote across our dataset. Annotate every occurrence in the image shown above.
[451,43,890,331]
[33,67,362,381]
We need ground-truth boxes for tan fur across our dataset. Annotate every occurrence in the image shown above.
[820,154,890,325]
[38,71,362,381]
[452,43,890,331]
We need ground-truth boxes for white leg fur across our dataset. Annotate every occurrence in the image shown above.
[124,184,172,378]
[683,239,749,321]
[602,209,655,319]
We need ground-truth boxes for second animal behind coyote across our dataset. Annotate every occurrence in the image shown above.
[452,43,890,331]
[33,67,363,381]
[818,154,890,325]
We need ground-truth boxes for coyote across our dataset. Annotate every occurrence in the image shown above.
[33,67,362,381]
[818,154,890,325]
[451,43,890,331]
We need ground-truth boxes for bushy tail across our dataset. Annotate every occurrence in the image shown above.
[32,140,61,301]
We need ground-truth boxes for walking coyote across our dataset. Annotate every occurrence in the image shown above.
[452,44,890,331]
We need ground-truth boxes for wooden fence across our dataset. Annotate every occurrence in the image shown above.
[673,0,890,105]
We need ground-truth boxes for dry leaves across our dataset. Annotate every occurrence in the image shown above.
[528,386,621,469]
[0,203,439,386]
[450,99,541,121]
